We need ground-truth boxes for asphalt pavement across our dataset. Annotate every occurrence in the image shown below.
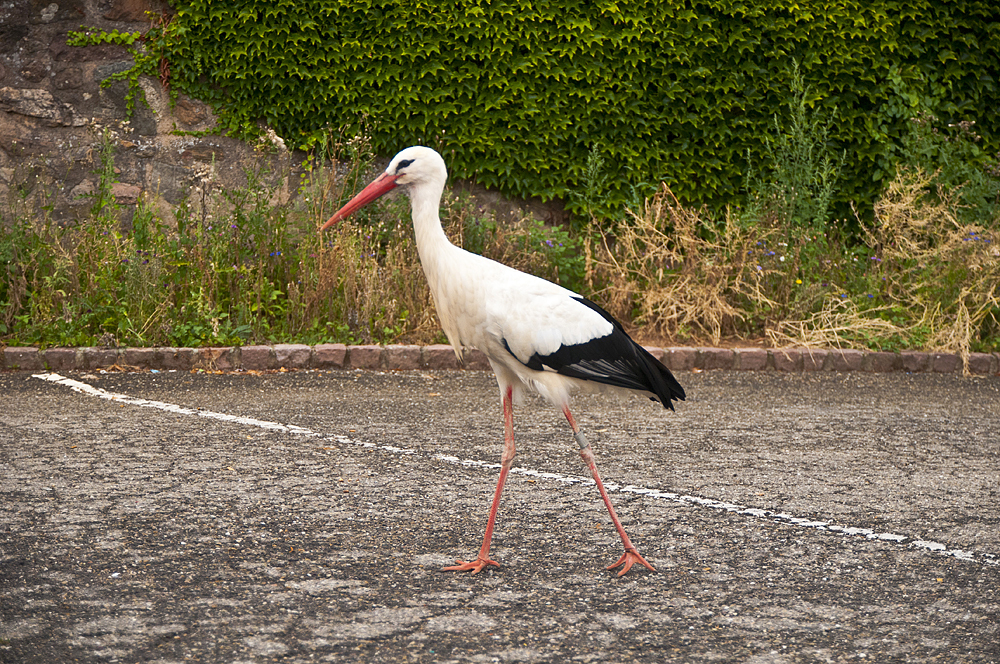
[1,367,998,663]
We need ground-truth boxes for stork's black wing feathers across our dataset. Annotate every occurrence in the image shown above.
[513,296,686,410]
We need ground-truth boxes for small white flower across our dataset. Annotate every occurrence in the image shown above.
[264,127,286,151]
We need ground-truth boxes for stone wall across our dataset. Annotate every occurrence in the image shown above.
[0,0,293,227]
[0,0,563,228]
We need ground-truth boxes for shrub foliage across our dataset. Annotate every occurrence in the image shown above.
[157,0,999,214]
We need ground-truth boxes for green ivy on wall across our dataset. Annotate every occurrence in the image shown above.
[68,17,172,118]
[142,0,1000,214]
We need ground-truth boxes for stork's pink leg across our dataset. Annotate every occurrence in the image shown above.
[563,406,656,576]
[443,385,516,574]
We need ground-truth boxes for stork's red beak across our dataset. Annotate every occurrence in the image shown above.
[320,172,399,231]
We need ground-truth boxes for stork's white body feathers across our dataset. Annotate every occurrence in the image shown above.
[420,224,614,406]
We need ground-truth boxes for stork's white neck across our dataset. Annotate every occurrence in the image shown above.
[407,179,457,294]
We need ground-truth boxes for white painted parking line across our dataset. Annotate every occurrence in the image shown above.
[34,372,998,567]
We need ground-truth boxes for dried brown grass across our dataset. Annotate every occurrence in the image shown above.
[586,172,998,366]
[306,214,440,343]
[765,298,914,348]
[288,137,440,344]
[586,185,776,344]
[767,168,999,369]
[868,168,999,364]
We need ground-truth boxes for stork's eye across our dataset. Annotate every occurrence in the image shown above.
[395,159,414,173]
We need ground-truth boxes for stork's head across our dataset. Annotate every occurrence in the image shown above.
[320,146,447,231]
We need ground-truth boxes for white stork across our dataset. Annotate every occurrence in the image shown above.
[321,146,685,576]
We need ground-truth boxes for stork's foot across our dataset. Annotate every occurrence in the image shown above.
[607,548,656,576]
[442,557,500,574]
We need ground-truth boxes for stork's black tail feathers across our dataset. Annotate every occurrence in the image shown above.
[519,297,686,410]
[637,345,686,410]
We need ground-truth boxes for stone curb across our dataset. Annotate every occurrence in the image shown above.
[2,345,998,376]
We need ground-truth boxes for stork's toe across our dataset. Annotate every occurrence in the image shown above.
[442,557,500,574]
[607,548,656,576]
